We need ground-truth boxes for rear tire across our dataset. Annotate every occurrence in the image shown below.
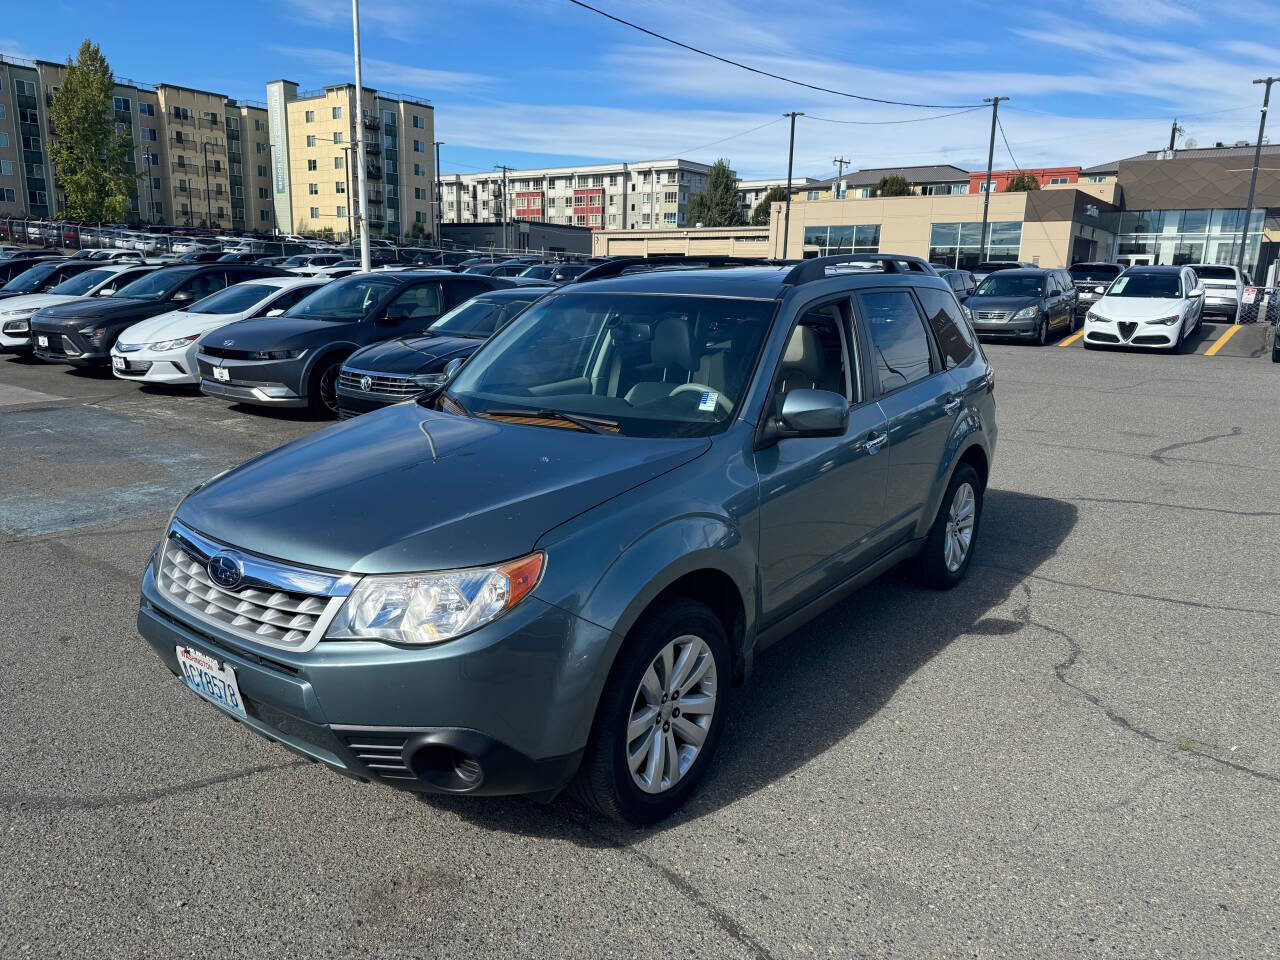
[570,598,730,825]
[307,357,343,418]
[916,463,983,590]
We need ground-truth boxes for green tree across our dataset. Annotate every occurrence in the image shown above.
[749,185,788,226]
[1004,172,1041,192]
[873,174,913,197]
[686,158,746,227]
[48,40,137,223]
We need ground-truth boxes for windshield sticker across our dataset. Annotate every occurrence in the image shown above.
[1110,276,1129,294]
[698,391,719,412]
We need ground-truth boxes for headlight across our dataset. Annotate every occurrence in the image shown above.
[150,335,198,351]
[1086,311,1105,324]
[325,553,544,646]
[248,348,305,361]
[1149,315,1180,326]
[2,319,30,333]
[960,305,973,321]
[1012,306,1039,320]
[1,307,34,317]
[411,373,447,388]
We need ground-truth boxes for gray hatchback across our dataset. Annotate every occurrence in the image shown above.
[137,254,997,824]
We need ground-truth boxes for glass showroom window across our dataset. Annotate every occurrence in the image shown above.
[928,221,1022,270]
[802,224,880,255]
[1112,208,1263,273]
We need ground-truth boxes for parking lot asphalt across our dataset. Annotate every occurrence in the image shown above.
[1,340,1278,959]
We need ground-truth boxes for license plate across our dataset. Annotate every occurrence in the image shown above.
[213,366,230,382]
[36,335,48,347]
[176,645,246,718]
[112,355,126,371]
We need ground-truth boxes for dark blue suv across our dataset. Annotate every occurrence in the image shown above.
[137,254,996,824]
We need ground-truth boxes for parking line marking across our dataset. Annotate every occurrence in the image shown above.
[1059,331,1085,347]
[1205,324,1242,356]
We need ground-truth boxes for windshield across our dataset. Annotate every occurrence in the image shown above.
[1194,265,1236,280]
[114,267,197,301]
[520,265,556,279]
[188,283,275,315]
[2,261,61,292]
[1107,273,1181,298]
[426,295,537,338]
[447,292,776,438]
[50,268,118,296]
[282,255,310,267]
[974,274,1044,298]
[283,274,397,320]
[1069,264,1121,282]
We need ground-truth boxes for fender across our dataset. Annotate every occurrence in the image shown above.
[915,405,991,539]
[299,340,360,388]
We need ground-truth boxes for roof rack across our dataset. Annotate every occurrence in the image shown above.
[782,253,939,286]
[568,255,779,285]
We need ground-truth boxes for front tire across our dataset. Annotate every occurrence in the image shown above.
[571,598,729,825]
[1036,317,1049,345]
[307,357,343,418]
[917,463,983,589]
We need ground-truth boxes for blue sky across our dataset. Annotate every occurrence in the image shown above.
[3,0,1276,180]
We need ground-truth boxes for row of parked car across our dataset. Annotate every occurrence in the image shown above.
[932,259,1253,351]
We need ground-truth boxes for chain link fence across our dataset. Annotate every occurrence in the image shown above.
[1238,286,1280,326]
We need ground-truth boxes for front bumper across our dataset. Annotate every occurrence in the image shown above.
[111,343,200,385]
[0,317,33,351]
[1083,317,1179,348]
[30,326,111,366]
[137,562,607,796]
[971,317,1039,338]
[196,352,309,407]
[335,383,401,418]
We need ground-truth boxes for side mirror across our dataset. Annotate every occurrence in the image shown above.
[758,388,849,448]
[171,290,194,303]
[1093,285,1106,295]
[1189,288,1204,298]
[264,308,285,317]
[381,307,411,323]
[442,357,464,380]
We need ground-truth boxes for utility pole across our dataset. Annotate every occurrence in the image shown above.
[832,155,850,199]
[979,96,1009,263]
[1168,118,1184,152]
[434,140,443,244]
[351,0,371,272]
[1237,76,1277,278]
[341,144,354,242]
[494,163,513,251]
[782,111,803,259]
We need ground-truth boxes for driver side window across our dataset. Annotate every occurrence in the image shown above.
[770,302,853,415]
[385,282,443,321]
[180,271,228,301]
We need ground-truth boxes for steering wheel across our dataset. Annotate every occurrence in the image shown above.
[669,382,733,413]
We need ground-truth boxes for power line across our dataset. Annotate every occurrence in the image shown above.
[669,115,785,157]
[803,107,985,125]
[996,115,1023,174]
[566,0,985,110]
[995,114,1065,266]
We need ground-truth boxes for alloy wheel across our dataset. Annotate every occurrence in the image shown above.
[626,634,717,794]
[318,364,340,415]
[943,482,976,572]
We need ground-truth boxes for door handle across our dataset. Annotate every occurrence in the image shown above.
[861,432,888,454]
[943,397,963,415]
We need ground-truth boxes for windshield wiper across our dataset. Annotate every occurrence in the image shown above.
[481,407,618,435]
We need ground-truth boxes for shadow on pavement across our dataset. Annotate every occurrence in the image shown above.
[431,488,1078,842]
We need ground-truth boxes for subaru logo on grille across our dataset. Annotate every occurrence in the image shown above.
[207,551,244,590]
[360,375,373,392]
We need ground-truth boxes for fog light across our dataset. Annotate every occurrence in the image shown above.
[258,385,292,398]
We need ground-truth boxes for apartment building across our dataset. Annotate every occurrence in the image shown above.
[440,159,718,231]
[736,177,814,218]
[266,80,435,240]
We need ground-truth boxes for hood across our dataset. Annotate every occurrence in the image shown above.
[965,295,1041,313]
[1092,296,1185,321]
[117,308,237,346]
[31,296,162,330]
[345,334,481,376]
[176,402,710,573]
[0,292,81,315]
[202,315,360,351]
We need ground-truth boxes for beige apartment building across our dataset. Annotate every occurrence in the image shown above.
[441,159,718,231]
[266,80,435,240]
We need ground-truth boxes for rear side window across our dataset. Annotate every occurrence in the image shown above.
[859,290,934,393]
[915,288,975,370]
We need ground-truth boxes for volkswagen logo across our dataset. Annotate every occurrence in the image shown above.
[207,551,244,590]
[360,375,373,392]
[222,339,234,347]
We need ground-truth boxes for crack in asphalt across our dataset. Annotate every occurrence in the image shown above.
[1011,584,1280,788]
[1000,435,1280,476]
[42,538,139,589]
[1061,494,1280,520]
[0,760,309,812]
[1149,426,1243,466]
[977,561,1280,620]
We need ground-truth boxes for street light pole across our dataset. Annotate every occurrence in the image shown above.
[201,140,214,230]
[434,140,443,244]
[782,111,802,259]
[979,95,1009,263]
[341,144,354,242]
[351,0,371,272]
[1237,76,1277,279]
[495,164,513,251]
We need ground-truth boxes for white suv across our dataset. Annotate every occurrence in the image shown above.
[1188,264,1246,322]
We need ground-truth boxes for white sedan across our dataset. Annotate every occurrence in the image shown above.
[0,263,160,351]
[1083,265,1204,351]
[111,276,327,385]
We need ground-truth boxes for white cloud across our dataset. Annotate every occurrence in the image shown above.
[270,45,490,93]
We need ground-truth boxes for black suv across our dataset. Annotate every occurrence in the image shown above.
[196,271,512,416]
[0,259,101,301]
[30,264,286,367]
[336,287,546,418]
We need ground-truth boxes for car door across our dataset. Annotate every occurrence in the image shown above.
[754,297,890,622]
[856,288,957,546]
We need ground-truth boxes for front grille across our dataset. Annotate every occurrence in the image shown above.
[338,368,423,399]
[117,360,153,375]
[200,345,255,361]
[337,732,417,783]
[157,536,330,648]
[974,310,1008,321]
[1132,334,1171,345]
[1118,321,1137,341]
[1088,331,1120,343]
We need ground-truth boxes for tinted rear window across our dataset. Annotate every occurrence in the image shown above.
[1069,264,1122,281]
[1194,266,1236,280]
[915,288,975,370]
